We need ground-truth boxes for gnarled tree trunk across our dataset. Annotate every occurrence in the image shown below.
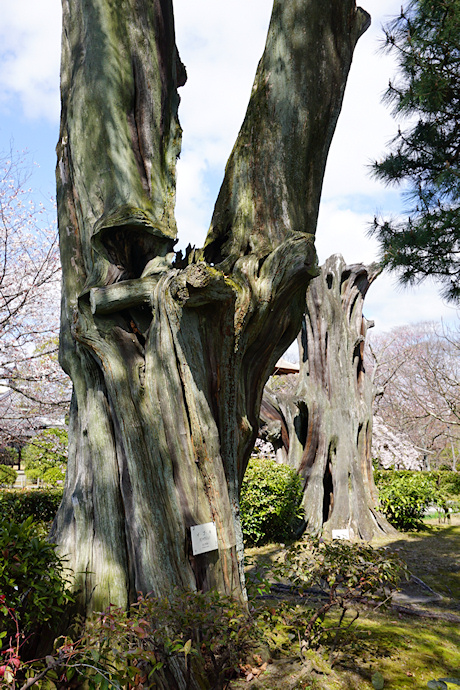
[52,0,370,634]
[261,255,394,539]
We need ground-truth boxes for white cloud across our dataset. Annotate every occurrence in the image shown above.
[315,201,459,334]
[316,202,379,267]
[365,274,459,334]
[0,0,61,121]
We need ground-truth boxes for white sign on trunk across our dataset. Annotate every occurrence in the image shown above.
[332,529,350,540]
[191,522,219,555]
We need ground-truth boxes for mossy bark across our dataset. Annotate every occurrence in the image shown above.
[53,0,370,643]
[261,255,395,540]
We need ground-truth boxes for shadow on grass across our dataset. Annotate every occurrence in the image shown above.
[373,521,460,602]
[336,610,460,689]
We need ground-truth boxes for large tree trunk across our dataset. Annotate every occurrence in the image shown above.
[261,255,395,539]
[52,0,370,632]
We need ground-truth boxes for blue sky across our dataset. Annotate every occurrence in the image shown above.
[1,0,458,335]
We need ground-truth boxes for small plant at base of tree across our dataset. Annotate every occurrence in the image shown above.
[253,538,408,665]
[0,594,22,685]
[4,589,260,690]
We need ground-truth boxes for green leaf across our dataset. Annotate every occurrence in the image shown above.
[427,681,448,690]
[66,666,76,681]
[128,666,140,680]
[183,638,192,656]
[372,671,385,690]
[439,680,460,687]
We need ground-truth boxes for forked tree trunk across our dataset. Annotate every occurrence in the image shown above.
[261,255,395,539]
[52,0,370,632]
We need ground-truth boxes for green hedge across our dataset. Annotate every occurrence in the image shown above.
[374,470,448,530]
[0,488,64,525]
[240,458,303,545]
[0,464,17,486]
[435,470,460,497]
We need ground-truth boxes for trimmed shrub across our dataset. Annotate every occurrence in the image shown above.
[0,488,63,525]
[240,458,303,545]
[0,464,16,486]
[374,470,438,530]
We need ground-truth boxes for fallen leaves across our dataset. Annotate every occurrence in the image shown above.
[240,657,269,682]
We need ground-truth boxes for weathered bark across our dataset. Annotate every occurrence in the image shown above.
[261,255,395,539]
[53,0,370,640]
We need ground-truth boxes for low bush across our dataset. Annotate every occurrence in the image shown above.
[374,470,439,530]
[252,537,407,663]
[5,590,257,689]
[0,535,407,688]
[240,457,303,545]
[0,464,16,486]
[0,516,73,655]
[0,487,63,526]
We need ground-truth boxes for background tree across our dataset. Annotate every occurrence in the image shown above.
[371,417,423,470]
[0,153,70,451]
[260,255,393,539]
[22,427,68,485]
[370,0,460,302]
[369,320,460,469]
[52,0,370,644]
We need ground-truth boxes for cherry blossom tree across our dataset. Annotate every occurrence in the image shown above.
[371,417,423,470]
[0,152,70,450]
[369,321,460,469]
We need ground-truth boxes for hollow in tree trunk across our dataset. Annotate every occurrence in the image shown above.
[52,0,370,637]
